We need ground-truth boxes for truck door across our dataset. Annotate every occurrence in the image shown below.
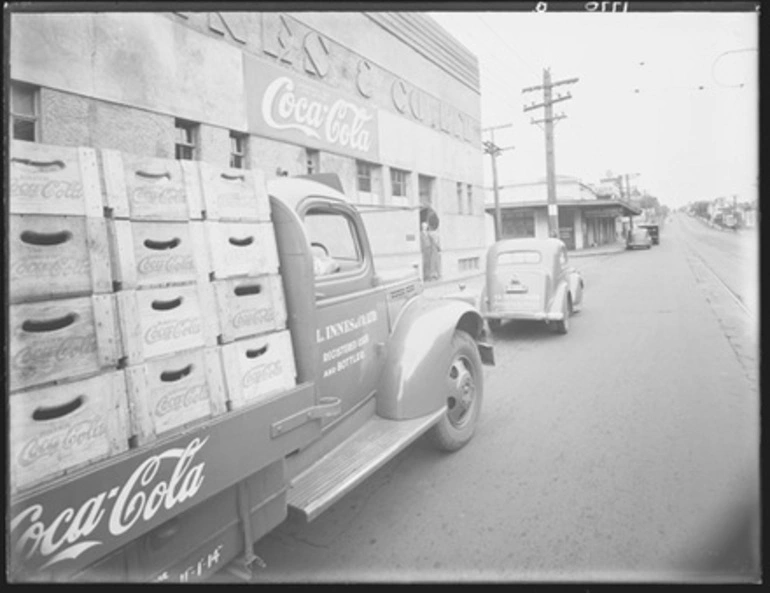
[301,201,389,421]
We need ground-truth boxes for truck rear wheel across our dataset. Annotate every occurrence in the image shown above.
[428,330,483,452]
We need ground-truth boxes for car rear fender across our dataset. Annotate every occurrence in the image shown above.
[567,270,584,306]
[376,296,491,420]
[548,280,571,317]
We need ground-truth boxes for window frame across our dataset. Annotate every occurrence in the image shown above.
[175,119,199,160]
[229,131,248,169]
[390,168,408,198]
[356,161,373,193]
[456,182,464,214]
[10,82,40,142]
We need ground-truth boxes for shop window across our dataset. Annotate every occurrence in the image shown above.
[458,257,480,272]
[229,132,247,169]
[456,182,464,214]
[418,175,434,206]
[175,119,199,160]
[10,82,39,142]
[390,168,408,198]
[306,148,320,175]
[357,161,373,192]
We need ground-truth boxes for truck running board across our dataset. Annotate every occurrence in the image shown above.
[287,408,446,522]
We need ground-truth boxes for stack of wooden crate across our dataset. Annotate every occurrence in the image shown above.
[8,141,128,493]
[197,161,297,411]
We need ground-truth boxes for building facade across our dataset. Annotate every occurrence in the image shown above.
[9,11,486,280]
[484,177,640,249]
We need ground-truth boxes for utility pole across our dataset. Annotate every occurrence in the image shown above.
[523,68,578,239]
[482,124,514,241]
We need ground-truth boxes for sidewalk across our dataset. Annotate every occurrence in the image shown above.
[422,241,627,299]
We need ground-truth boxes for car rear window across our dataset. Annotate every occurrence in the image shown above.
[497,250,542,265]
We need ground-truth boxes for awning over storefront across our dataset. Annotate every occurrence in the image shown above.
[485,198,641,218]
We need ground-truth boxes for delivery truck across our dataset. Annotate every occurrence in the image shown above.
[7,140,494,582]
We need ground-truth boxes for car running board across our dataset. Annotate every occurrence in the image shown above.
[287,408,445,522]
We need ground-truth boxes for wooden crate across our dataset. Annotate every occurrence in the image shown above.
[212,274,287,343]
[219,330,297,410]
[10,140,103,217]
[125,347,227,446]
[199,163,271,221]
[9,214,113,303]
[205,221,279,279]
[9,295,122,392]
[117,284,218,365]
[101,149,203,220]
[9,370,130,494]
[109,219,209,289]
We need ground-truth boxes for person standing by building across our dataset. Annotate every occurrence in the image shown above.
[420,222,431,281]
[428,225,441,280]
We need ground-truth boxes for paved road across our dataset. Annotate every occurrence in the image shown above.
[242,219,760,583]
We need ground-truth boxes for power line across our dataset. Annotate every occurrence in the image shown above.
[475,14,541,84]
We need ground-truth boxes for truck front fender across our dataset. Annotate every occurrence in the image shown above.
[376,296,490,421]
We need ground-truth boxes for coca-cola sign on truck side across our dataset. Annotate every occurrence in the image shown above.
[245,56,380,161]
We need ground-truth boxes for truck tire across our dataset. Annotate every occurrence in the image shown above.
[428,330,483,452]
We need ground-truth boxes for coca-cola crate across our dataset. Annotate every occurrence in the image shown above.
[101,149,203,220]
[212,274,287,343]
[10,140,103,217]
[9,214,113,304]
[198,162,271,221]
[205,221,279,279]
[9,295,122,392]
[125,347,227,446]
[219,330,297,411]
[109,219,209,289]
[9,370,130,494]
[117,284,218,365]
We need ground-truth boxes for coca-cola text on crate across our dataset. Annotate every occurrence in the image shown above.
[212,274,288,343]
[205,221,280,279]
[199,163,271,222]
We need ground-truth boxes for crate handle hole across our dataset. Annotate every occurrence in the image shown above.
[22,312,78,333]
[33,395,84,421]
[229,236,254,247]
[160,364,194,382]
[11,157,65,170]
[135,170,171,181]
[143,237,181,251]
[20,230,73,246]
[221,173,245,182]
[234,284,262,296]
[246,344,268,359]
[151,297,183,311]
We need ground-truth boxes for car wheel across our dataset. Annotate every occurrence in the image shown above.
[428,330,483,452]
[553,294,571,335]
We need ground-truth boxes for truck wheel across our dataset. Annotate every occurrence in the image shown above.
[428,330,483,452]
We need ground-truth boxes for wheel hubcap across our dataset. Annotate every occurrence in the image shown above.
[447,356,475,428]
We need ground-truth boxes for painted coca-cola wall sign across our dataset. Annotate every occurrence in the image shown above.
[245,56,380,161]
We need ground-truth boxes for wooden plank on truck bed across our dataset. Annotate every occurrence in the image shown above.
[101,150,203,220]
[205,221,279,279]
[212,274,287,343]
[10,141,103,217]
[117,283,218,365]
[9,370,130,495]
[125,347,228,446]
[9,214,113,303]
[199,163,271,222]
[9,294,122,392]
[108,219,209,289]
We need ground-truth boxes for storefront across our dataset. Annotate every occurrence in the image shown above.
[10,11,486,281]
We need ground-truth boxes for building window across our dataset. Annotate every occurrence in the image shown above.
[418,175,434,206]
[229,132,247,169]
[502,210,536,238]
[457,182,464,214]
[175,119,198,160]
[467,184,473,215]
[306,149,320,175]
[10,82,39,142]
[391,168,408,198]
[357,161,373,192]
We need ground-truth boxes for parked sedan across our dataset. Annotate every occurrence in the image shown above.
[445,238,584,335]
[626,228,652,250]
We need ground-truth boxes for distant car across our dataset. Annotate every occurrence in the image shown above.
[626,228,652,250]
[637,224,659,245]
[469,238,584,335]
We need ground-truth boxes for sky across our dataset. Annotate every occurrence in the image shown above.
[430,6,758,209]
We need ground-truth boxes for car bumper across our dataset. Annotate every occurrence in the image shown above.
[485,310,565,322]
